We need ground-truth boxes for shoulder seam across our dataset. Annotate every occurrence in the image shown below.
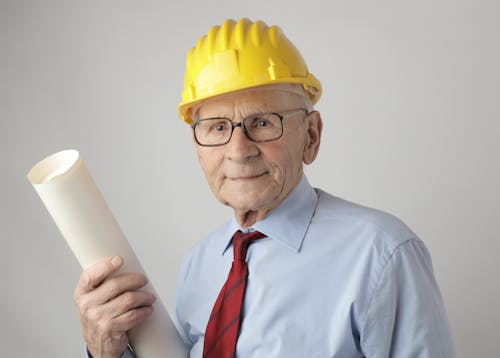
[359,237,421,336]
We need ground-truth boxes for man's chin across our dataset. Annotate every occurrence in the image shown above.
[223,177,264,193]
[217,181,280,209]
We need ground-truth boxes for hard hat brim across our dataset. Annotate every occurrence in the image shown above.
[178,75,322,124]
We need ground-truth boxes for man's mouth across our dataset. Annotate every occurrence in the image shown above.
[227,172,267,181]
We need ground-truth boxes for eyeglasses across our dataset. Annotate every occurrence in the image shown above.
[191,108,308,147]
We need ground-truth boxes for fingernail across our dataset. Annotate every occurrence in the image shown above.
[111,256,122,267]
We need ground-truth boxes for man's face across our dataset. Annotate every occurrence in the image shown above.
[192,84,322,220]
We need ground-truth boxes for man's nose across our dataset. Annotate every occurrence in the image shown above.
[225,124,259,161]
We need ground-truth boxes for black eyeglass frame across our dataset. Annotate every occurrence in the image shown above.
[191,108,309,147]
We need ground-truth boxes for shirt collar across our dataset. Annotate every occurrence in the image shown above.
[218,175,318,256]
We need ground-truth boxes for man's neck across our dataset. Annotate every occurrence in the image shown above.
[234,209,271,229]
[233,175,305,229]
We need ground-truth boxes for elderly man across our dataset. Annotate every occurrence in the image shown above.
[75,19,455,357]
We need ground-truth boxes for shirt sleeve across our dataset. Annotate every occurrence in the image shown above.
[86,346,136,358]
[360,239,456,357]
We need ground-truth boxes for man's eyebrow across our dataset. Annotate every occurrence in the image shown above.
[197,112,232,119]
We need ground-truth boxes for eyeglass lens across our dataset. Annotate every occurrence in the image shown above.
[194,113,283,146]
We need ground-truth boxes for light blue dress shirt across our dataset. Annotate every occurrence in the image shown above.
[172,176,456,357]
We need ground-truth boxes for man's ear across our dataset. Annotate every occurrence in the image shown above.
[303,111,323,164]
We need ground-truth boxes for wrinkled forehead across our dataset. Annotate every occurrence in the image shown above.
[192,83,310,119]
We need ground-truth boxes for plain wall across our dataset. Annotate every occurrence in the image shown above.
[1,0,499,356]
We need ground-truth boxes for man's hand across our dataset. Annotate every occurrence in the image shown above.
[74,256,156,358]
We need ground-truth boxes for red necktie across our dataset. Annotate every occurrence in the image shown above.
[203,230,266,358]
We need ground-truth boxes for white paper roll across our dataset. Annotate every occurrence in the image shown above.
[27,149,187,358]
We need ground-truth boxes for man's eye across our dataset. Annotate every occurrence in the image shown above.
[249,117,275,129]
[256,119,271,127]
[209,122,228,132]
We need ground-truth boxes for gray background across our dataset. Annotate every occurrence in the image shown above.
[1,0,499,357]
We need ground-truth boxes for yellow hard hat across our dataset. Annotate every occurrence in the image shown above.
[178,18,322,124]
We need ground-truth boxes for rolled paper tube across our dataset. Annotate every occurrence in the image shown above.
[27,149,187,358]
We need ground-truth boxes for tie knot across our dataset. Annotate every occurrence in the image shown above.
[232,230,266,261]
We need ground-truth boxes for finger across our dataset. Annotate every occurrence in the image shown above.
[87,273,149,306]
[78,290,155,340]
[104,290,156,319]
[74,256,123,297]
[108,305,155,333]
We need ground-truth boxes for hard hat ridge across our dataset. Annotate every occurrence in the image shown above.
[196,19,267,54]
